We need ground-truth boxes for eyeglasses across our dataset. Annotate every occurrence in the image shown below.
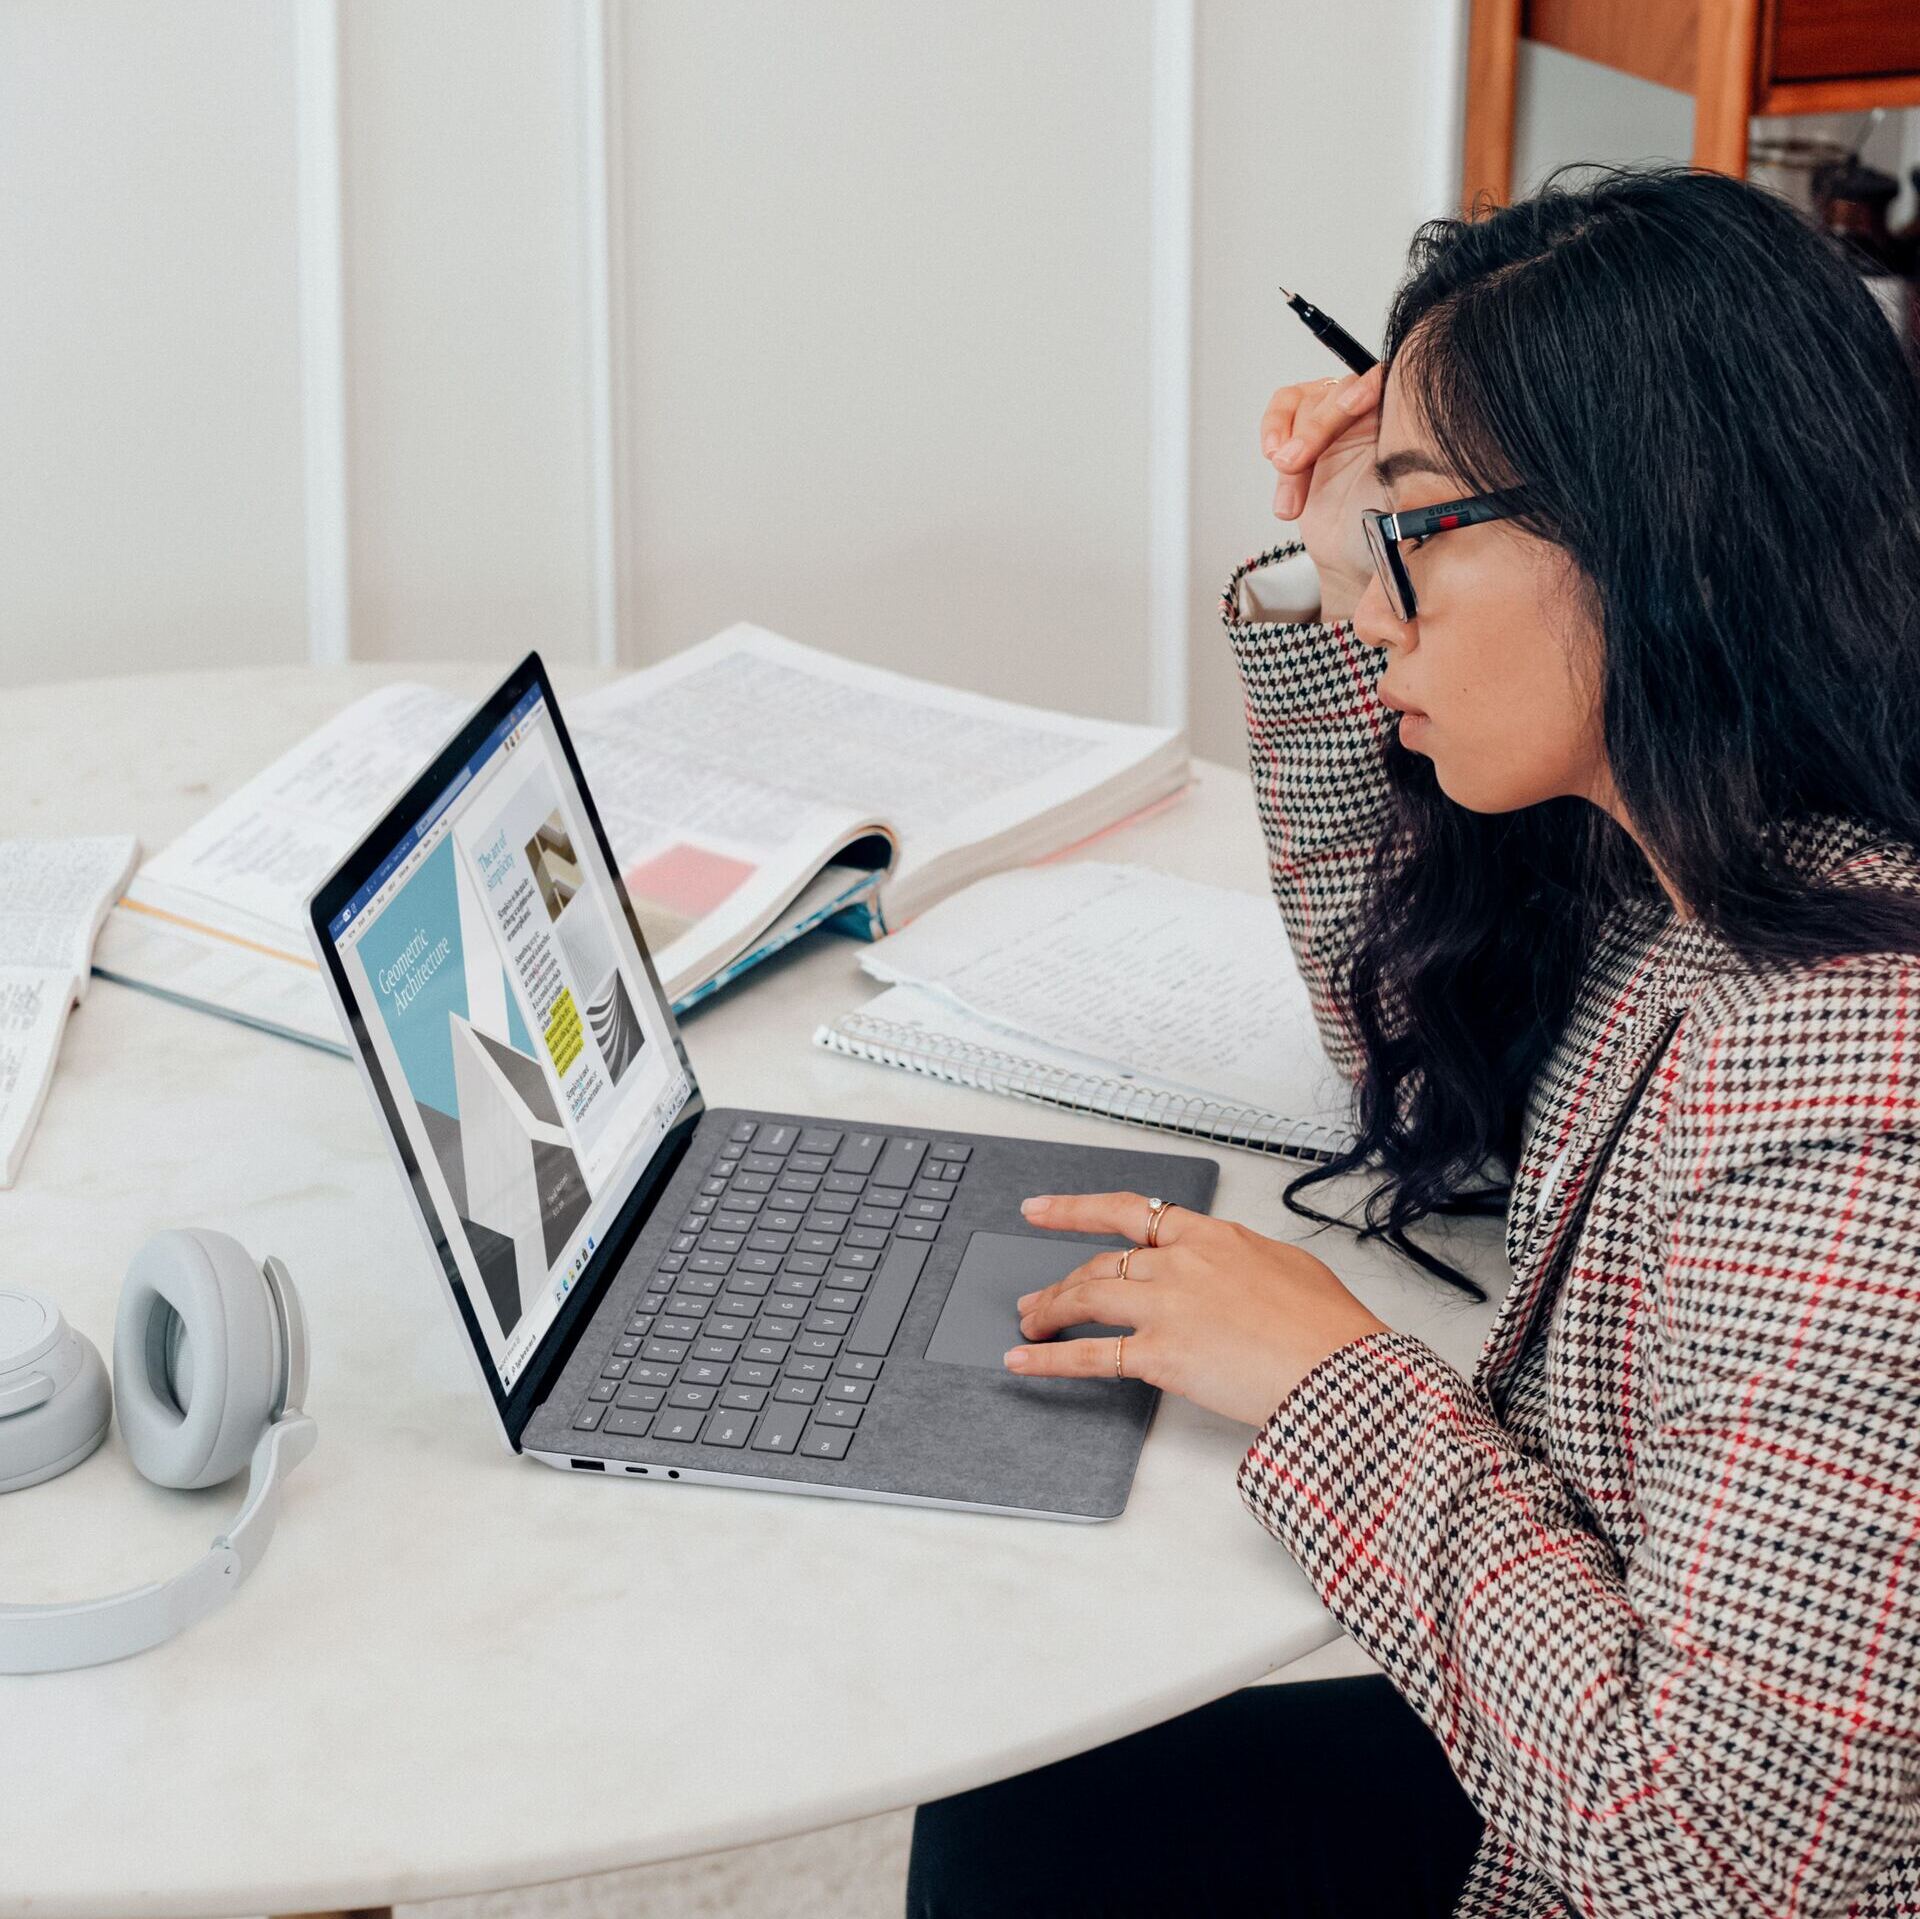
[1360,489,1526,622]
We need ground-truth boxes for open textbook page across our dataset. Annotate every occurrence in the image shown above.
[815,862,1356,1161]
[570,625,1187,930]
[96,678,890,1051]
[0,835,140,1186]
[95,626,1187,1054]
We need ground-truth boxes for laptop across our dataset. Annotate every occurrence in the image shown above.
[307,653,1217,1521]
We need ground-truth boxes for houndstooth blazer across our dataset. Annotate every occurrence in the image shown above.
[1221,543,1920,1918]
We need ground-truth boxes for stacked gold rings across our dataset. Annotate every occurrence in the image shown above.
[1145,1196,1172,1247]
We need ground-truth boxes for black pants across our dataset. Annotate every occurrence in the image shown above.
[906,1675,1483,1918]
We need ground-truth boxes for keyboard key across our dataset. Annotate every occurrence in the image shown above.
[819,1288,865,1314]
[845,1225,888,1250]
[731,1172,775,1194]
[613,1335,642,1356]
[669,1383,717,1409]
[737,1250,782,1275]
[690,1251,735,1275]
[866,1186,908,1209]
[752,1316,796,1343]
[678,1271,722,1296]
[802,1424,854,1460]
[784,1353,831,1381]
[776,1171,820,1194]
[797,1231,839,1255]
[731,1360,778,1387]
[873,1136,927,1188]
[680,1359,727,1387]
[748,1231,792,1254]
[895,1217,939,1241]
[692,1339,738,1365]
[704,1233,744,1254]
[664,1296,710,1320]
[803,1212,848,1236]
[853,1208,896,1231]
[744,1152,785,1175]
[836,1353,884,1379]
[760,1123,800,1154]
[702,1176,729,1196]
[911,1184,952,1204]
[825,1377,872,1403]
[743,1339,787,1365]
[796,1331,842,1357]
[775,1272,820,1298]
[658,1253,687,1273]
[601,1357,631,1380]
[805,1312,851,1337]
[775,1377,822,1403]
[719,1189,765,1213]
[678,1212,705,1234]
[813,1191,858,1215]
[672,1233,699,1253]
[815,1400,862,1428]
[630,1360,677,1386]
[642,1339,688,1363]
[709,1315,753,1341]
[701,1407,754,1448]
[606,1410,653,1438]
[833,1246,879,1270]
[847,1238,928,1357]
[751,1407,804,1452]
[729,1119,758,1142]
[574,1403,606,1431]
[618,1383,666,1410]
[788,1152,831,1175]
[798,1127,843,1155]
[922,1165,960,1186]
[626,1314,656,1336]
[588,1379,619,1402]
[762,1208,806,1233]
[720,1384,767,1411]
[932,1142,972,1162]
[763,1295,806,1319]
[783,1253,828,1276]
[823,1171,867,1195]
[831,1131,885,1175]
[656,1316,702,1341]
[652,1408,702,1442]
[713,1210,758,1235]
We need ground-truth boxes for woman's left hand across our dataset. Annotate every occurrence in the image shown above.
[1006,1191,1392,1427]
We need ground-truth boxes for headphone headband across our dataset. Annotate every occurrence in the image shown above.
[0,1412,316,1674]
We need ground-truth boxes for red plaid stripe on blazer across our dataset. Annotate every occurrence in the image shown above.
[1223,544,1920,1918]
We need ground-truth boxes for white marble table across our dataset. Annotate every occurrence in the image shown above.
[2,666,1509,1918]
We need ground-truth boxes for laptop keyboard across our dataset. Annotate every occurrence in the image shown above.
[568,1120,972,1463]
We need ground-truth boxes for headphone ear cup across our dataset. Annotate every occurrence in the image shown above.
[0,1292,111,1493]
[113,1230,279,1490]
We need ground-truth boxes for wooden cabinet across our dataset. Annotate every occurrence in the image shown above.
[1464,0,1920,211]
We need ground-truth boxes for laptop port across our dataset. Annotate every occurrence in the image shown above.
[570,1458,605,1471]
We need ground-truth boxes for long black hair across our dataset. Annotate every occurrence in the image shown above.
[1283,163,1920,1298]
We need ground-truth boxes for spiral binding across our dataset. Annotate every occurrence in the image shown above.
[820,1011,1352,1164]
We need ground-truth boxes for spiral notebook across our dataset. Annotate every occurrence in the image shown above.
[812,863,1358,1162]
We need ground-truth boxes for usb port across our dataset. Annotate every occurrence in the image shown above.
[570,1458,605,1471]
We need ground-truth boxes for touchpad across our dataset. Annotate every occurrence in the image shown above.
[923,1231,1130,1370]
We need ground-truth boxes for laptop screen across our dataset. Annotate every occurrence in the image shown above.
[316,667,696,1406]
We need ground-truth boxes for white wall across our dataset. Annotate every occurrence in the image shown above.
[5,4,1915,757]
[0,1,309,683]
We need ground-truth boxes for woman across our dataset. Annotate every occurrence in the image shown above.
[907,165,1920,1916]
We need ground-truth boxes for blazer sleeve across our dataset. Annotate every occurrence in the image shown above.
[1221,544,1392,1084]
[1237,957,1920,1917]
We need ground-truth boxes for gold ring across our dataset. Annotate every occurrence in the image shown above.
[1114,1334,1127,1379]
[1116,1245,1135,1282]
[1145,1197,1171,1248]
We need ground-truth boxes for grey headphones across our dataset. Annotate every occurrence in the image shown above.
[0,1229,315,1674]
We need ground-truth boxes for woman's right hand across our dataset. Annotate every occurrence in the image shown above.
[1259,364,1384,621]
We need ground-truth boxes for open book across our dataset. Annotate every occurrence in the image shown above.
[1,836,140,1186]
[815,862,1358,1161]
[93,625,1187,1053]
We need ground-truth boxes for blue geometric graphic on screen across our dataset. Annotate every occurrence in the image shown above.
[358,835,468,1119]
